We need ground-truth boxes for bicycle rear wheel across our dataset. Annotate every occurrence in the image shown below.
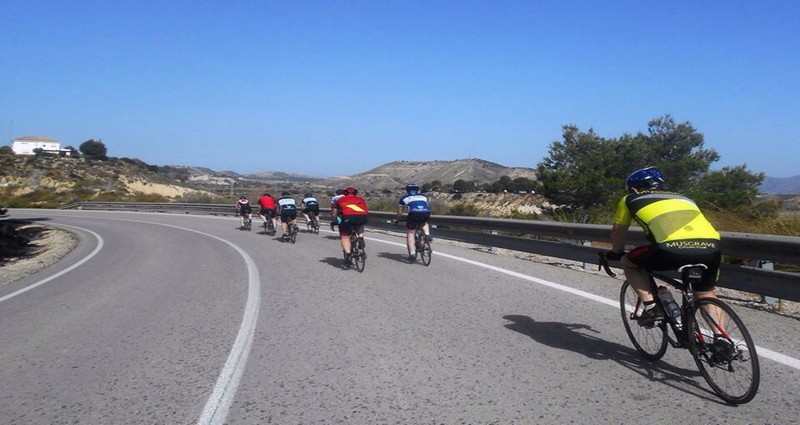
[620,280,668,360]
[351,244,365,272]
[420,241,432,266]
[687,298,760,404]
[290,225,297,244]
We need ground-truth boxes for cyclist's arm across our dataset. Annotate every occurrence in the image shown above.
[610,223,629,253]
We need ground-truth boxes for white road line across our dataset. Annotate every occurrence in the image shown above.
[369,236,800,371]
[2,215,260,425]
[0,224,104,303]
[85,218,260,425]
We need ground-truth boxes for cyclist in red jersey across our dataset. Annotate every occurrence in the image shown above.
[332,186,369,267]
[256,192,278,230]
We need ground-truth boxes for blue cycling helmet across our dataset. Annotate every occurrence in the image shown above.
[405,183,420,194]
[625,166,665,192]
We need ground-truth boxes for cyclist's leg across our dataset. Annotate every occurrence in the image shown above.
[279,214,289,236]
[339,220,353,259]
[406,228,415,255]
[624,245,658,302]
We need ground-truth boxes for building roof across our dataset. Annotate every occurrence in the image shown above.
[13,136,60,143]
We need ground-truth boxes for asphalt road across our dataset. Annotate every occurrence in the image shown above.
[2,210,799,425]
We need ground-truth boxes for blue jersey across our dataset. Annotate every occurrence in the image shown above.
[398,193,431,213]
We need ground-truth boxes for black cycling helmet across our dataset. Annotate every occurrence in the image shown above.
[263,192,271,197]
[344,186,358,195]
[335,189,345,195]
[239,195,247,200]
[281,191,290,197]
[305,192,313,198]
[405,183,420,194]
[625,166,665,193]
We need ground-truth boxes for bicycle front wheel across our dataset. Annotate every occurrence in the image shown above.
[420,241,432,266]
[620,280,668,360]
[687,298,760,404]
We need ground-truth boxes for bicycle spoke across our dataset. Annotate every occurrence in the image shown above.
[420,241,432,266]
[688,298,759,404]
[619,280,667,360]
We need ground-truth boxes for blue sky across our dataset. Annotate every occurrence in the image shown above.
[2,1,798,178]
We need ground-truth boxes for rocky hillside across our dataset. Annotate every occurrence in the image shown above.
[0,155,220,205]
[320,158,537,191]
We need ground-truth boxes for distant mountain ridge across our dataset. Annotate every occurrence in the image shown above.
[759,175,800,195]
[318,158,538,191]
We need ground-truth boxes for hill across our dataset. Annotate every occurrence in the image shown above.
[0,155,221,206]
[319,158,537,191]
[760,175,800,195]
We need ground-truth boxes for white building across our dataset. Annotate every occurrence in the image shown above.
[11,136,72,156]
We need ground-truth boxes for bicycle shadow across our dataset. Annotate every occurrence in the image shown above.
[319,257,348,269]
[502,314,726,404]
[376,252,413,264]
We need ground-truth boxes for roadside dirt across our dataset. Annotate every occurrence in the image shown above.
[0,221,78,286]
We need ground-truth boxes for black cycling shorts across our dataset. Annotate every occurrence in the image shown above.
[405,211,431,230]
[303,205,320,215]
[625,241,721,292]
[339,214,368,236]
[280,210,297,223]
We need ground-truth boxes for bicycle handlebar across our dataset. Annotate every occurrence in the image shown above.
[597,251,617,278]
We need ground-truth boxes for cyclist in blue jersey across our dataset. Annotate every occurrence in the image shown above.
[277,192,298,241]
[394,183,432,261]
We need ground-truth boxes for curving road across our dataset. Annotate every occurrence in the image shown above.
[2,210,799,424]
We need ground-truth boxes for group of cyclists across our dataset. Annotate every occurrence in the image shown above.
[234,166,722,319]
[235,191,321,242]
[234,183,433,268]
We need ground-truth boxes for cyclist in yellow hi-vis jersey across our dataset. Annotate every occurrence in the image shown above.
[605,166,722,326]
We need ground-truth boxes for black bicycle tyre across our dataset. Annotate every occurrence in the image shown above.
[620,280,668,360]
[290,225,297,244]
[350,235,365,272]
[352,248,365,272]
[420,241,432,266]
[687,298,760,404]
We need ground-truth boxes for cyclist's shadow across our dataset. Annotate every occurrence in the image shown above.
[502,314,724,404]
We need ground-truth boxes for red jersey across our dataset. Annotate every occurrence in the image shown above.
[335,194,368,216]
[257,195,277,210]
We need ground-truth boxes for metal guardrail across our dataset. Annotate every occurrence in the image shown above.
[59,201,800,301]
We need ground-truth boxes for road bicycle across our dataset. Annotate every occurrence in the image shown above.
[598,252,759,404]
[397,218,433,266]
[285,222,299,244]
[261,209,277,236]
[262,217,276,236]
[347,231,366,272]
[242,215,252,231]
[306,212,320,234]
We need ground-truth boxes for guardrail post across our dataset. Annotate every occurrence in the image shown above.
[489,230,498,252]
[583,240,594,271]
[758,260,780,307]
